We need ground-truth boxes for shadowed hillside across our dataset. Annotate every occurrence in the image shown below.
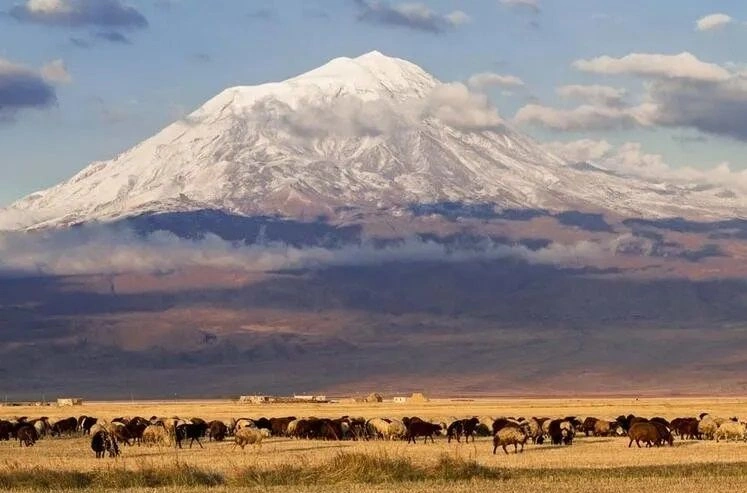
[3,258,747,399]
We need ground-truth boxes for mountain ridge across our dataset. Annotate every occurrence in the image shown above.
[2,51,746,231]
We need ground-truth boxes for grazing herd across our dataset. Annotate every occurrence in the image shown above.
[0,411,745,458]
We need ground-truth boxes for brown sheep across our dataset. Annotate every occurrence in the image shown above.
[17,426,38,447]
[628,422,660,448]
[593,420,613,437]
[651,422,674,446]
[582,417,598,436]
[493,427,528,454]
[208,421,228,442]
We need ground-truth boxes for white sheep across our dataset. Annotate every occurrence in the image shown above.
[715,421,747,442]
[234,427,264,450]
[386,419,407,440]
[493,427,529,454]
[366,418,390,440]
[286,419,300,437]
[142,425,170,446]
[699,416,719,440]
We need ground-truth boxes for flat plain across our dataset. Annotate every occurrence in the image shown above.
[2,397,747,492]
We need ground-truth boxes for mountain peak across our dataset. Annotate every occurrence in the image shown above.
[287,50,438,101]
[2,51,746,231]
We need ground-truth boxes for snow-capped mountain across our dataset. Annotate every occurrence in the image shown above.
[1,51,745,231]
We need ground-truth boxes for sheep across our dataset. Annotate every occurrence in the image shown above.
[175,424,204,449]
[89,421,109,437]
[492,418,521,435]
[674,418,700,440]
[17,426,38,447]
[51,417,78,437]
[628,422,660,448]
[286,419,300,438]
[0,420,11,441]
[406,421,442,444]
[386,419,407,440]
[593,420,612,437]
[32,418,50,438]
[541,418,552,436]
[109,422,134,446]
[234,418,256,433]
[269,417,296,437]
[651,422,674,446]
[523,418,544,444]
[479,416,495,431]
[699,416,719,440]
[208,421,228,442]
[548,419,574,445]
[80,417,98,435]
[582,417,598,436]
[715,421,747,443]
[493,426,529,454]
[164,418,186,437]
[142,425,170,447]
[366,418,390,440]
[91,431,120,458]
[234,427,264,450]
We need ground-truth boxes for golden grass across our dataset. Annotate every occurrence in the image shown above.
[2,397,747,492]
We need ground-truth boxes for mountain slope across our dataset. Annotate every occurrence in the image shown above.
[1,51,746,231]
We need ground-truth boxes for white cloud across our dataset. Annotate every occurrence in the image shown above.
[424,82,504,130]
[0,226,609,277]
[249,81,504,137]
[467,72,525,90]
[40,59,72,84]
[545,139,747,194]
[543,139,613,162]
[444,10,470,26]
[696,13,733,31]
[527,52,747,140]
[514,103,654,131]
[573,52,731,82]
[499,0,540,13]
[10,0,148,29]
[27,0,71,14]
[556,84,626,106]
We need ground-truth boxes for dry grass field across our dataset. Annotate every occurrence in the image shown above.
[2,397,747,492]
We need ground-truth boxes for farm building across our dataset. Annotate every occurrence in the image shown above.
[57,398,83,407]
[293,394,328,402]
[239,395,272,404]
[392,393,429,404]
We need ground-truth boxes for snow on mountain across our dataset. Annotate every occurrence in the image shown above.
[1,51,745,231]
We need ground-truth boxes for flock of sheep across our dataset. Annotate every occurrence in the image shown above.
[0,411,745,458]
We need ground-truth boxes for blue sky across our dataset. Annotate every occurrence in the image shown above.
[1,0,747,206]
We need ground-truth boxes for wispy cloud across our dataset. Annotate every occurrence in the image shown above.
[467,72,525,90]
[499,0,540,14]
[696,13,733,31]
[355,1,470,34]
[40,59,72,84]
[9,0,147,29]
[0,225,609,277]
